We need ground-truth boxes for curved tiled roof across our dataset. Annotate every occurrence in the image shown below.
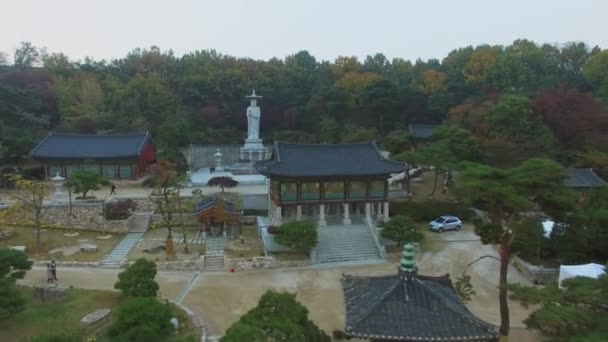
[30,132,151,160]
[341,272,499,341]
[564,168,606,188]
[192,196,239,215]
[254,141,404,177]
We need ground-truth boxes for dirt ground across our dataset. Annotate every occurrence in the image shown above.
[183,224,539,340]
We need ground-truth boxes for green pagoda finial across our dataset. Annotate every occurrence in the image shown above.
[400,243,417,274]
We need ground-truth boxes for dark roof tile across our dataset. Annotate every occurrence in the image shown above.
[254,141,404,177]
[564,168,606,188]
[30,132,151,160]
[342,273,499,341]
[408,123,441,139]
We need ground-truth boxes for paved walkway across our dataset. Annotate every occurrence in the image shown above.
[99,213,151,267]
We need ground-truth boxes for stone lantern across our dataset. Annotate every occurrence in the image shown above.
[51,172,66,203]
[214,147,224,172]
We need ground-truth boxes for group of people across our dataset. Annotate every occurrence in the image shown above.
[46,260,58,283]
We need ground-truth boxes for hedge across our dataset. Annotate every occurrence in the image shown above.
[243,209,268,216]
[390,200,474,222]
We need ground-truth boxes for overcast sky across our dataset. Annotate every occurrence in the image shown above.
[2,0,606,63]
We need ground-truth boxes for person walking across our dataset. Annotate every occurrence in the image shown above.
[46,263,53,283]
[110,184,116,195]
[50,260,57,282]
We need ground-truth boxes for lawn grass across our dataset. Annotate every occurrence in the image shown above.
[225,225,264,258]
[0,288,199,342]
[408,171,455,202]
[0,227,123,261]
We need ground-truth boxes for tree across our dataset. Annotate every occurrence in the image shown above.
[13,41,40,68]
[0,248,32,319]
[360,79,398,135]
[382,130,413,155]
[381,215,422,247]
[275,221,318,255]
[207,176,238,193]
[583,49,608,99]
[340,124,376,143]
[11,175,50,251]
[108,297,174,342]
[69,170,109,199]
[149,160,180,255]
[221,290,331,342]
[533,86,608,151]
[454,159,568,342]
[114,258,159,297]
[318,115,341,143]
[486,94,554,163]
[509,273,608,341]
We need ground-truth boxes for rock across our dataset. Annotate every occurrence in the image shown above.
[34,284,68,302]
[0,229,15,240]
[81,308,111,325]
[9,245,26,252]
[80,243,98,253]
[144,244,165,254]
[170,317,179,331]
[412,177,424,183]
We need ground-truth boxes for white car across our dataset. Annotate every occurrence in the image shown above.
[429,215,463,232]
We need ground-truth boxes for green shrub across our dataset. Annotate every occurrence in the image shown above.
[380,215,423,246]
[107,297,174,342]
[114,258,159,297]
[243,209,268,216]
[30,333,82,342]
[274,220,318,254]
[222,290,331,342]
[390,200,474,222]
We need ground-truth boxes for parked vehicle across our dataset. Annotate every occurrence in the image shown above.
[429,215,462,232]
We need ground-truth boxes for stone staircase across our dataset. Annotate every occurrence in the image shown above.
[203,237,226,272]
[314,224,383,264]
[98,213,151,268]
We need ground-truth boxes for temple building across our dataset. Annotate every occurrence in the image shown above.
[254,141,404,226]
[30,132,156,180]
[341,244,499,341]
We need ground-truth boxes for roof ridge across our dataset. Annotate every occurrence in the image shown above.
[29,132,53,156]
[47,131,150,137]
[345,276,402,326]
[275,141,374,147]
[413,278,498,332]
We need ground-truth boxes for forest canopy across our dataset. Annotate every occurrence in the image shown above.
[1,40,607,167]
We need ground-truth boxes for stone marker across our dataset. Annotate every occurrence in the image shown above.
[170,317,179,331]
[34,284,68,302]
[81,308,111,325]
[144,244,165,254]
[9,245,26,252]
[80,243,98,253]
[0,229,15,240]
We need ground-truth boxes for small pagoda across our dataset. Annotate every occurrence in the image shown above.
[341,244,499,341]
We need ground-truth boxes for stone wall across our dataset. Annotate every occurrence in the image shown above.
[226,256,310,272]
[32,202,129,233]
[512,255,559,284]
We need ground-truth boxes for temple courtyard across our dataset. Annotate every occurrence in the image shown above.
[18,226,539,341]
